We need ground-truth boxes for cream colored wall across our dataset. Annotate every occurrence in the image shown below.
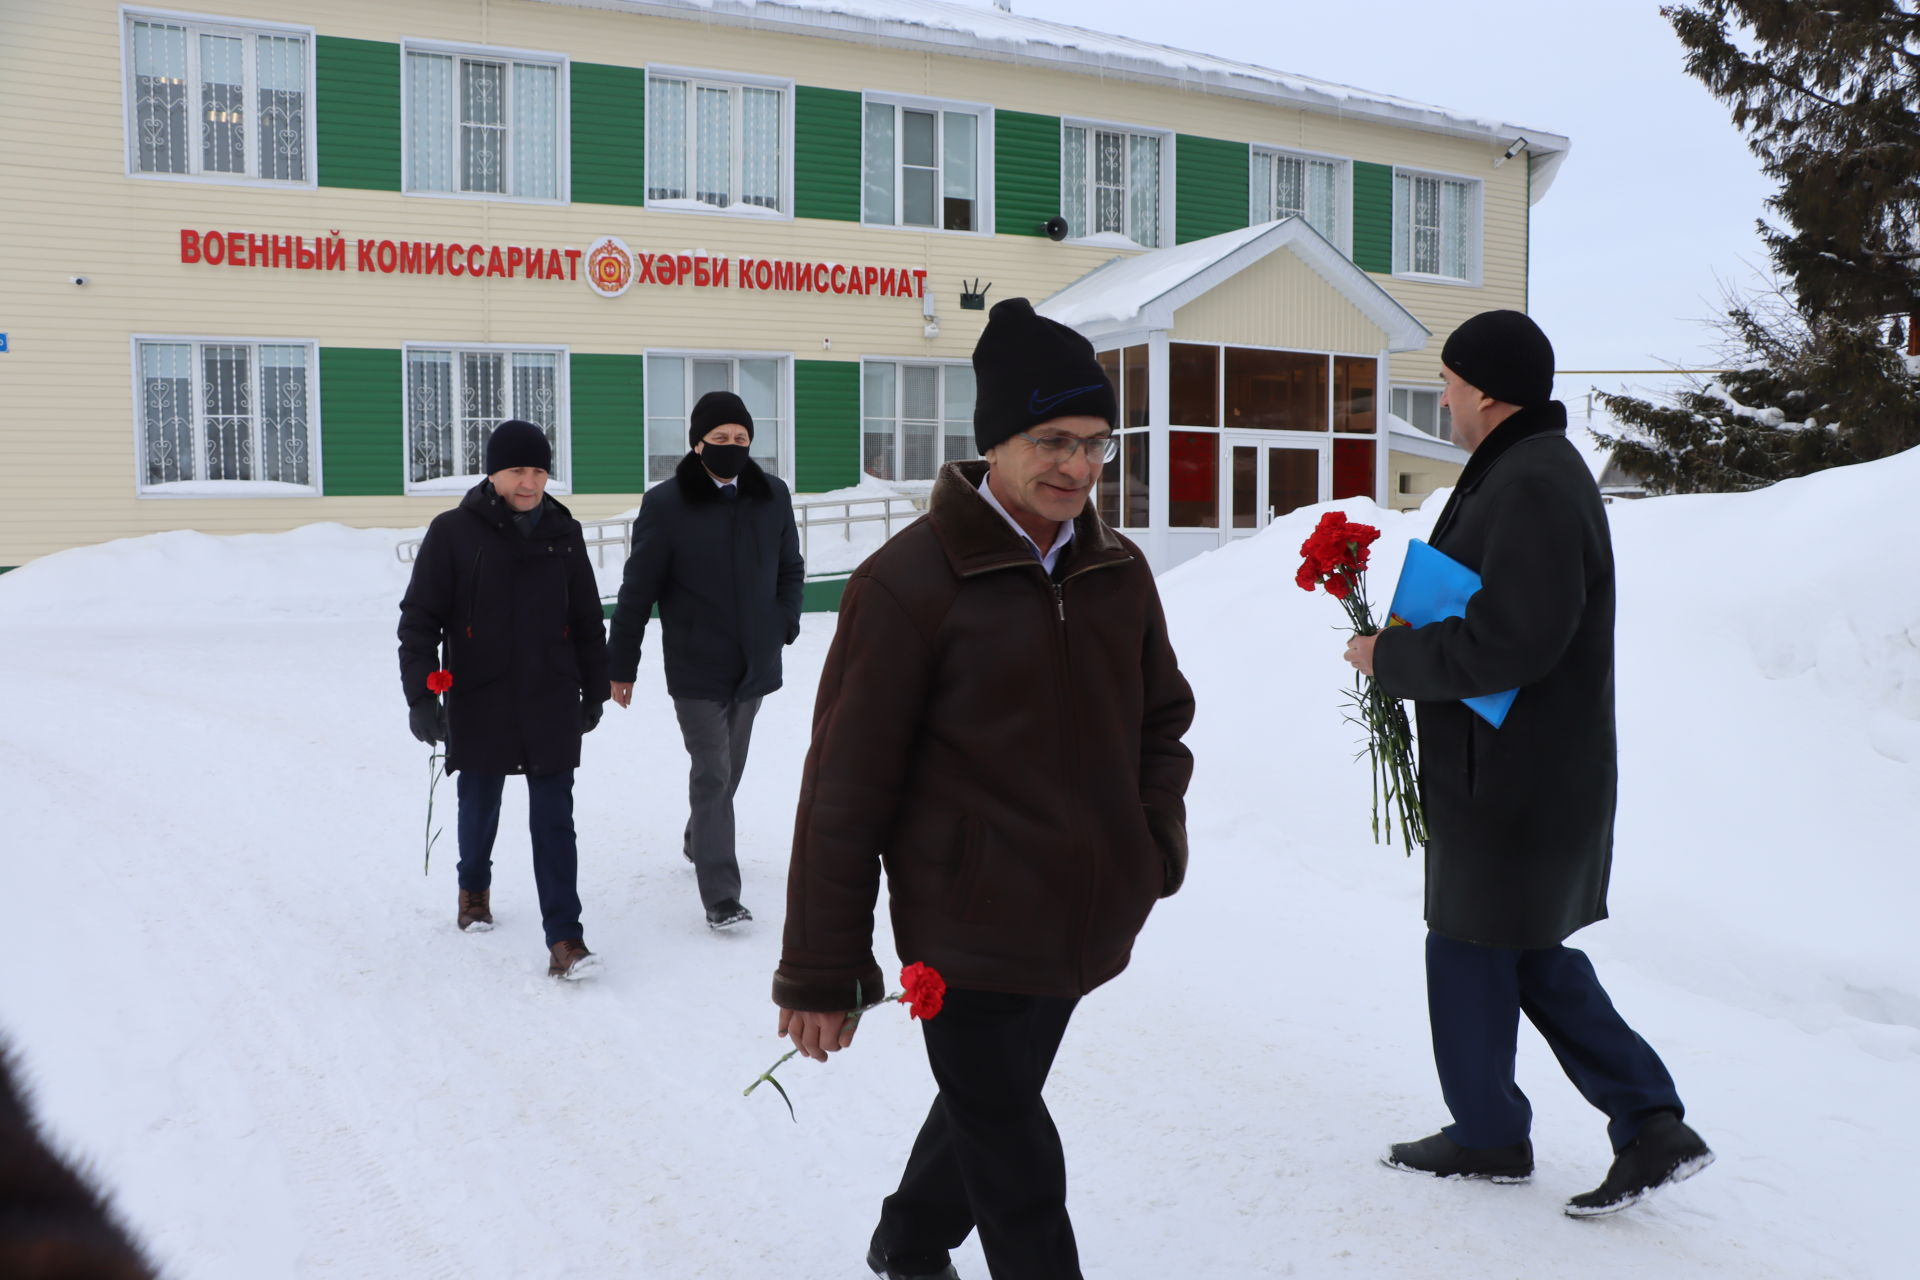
[1170,254,1387,354]
[1387,454,1465,512]
[0,0,1533,566]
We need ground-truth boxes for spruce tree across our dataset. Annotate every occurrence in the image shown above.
[1594,2,1920,492]
[1664,0,1920,319]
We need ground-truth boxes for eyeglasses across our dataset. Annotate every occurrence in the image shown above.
[1015,431,1120,463]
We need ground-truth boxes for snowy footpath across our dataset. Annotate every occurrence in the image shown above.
[3,451,1918,1279]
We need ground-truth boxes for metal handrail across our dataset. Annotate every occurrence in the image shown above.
[393,491,925,565]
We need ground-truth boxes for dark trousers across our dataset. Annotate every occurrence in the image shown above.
[1426,930,1685,1153]
[875,989,1082,1280]
[671,695,761,908]
[456,769,582,947]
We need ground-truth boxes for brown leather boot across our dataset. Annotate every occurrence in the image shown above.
[457,889,493,932]
[547,939,600,980]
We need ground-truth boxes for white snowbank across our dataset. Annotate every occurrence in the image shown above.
[1,447,1916,1278]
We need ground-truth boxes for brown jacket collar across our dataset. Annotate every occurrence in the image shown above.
[928,460,1132,580]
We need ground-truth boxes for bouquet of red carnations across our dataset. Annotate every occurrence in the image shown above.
[1296,512,1426,851]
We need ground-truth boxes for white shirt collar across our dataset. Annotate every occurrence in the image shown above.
[977,470,1075,574]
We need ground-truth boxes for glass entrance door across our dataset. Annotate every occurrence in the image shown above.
[1224,436,1323,544]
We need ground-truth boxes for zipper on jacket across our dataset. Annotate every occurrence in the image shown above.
[1052,582,1065,622]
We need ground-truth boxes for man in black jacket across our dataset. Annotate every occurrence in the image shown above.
[607,391,804,930]
[398,419,610,980]
[1347,311,1712,1217]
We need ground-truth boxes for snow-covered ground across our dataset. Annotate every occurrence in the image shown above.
[2,449,1916,1278]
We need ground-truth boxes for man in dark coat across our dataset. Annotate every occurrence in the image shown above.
[607,391,804,930]
[398,419,610,980]
[1348,310,1712,1217]
[772,298,1195,1280]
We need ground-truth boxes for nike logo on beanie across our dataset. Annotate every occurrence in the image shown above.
[1026,383,1108,416]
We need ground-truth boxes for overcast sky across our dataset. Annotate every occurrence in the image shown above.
[1016,0,1777,410]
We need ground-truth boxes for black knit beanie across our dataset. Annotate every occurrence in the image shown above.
[1440,310,1557,407]
[483,418,552,473]
[689,390,754,446]
[971,297,1118,453]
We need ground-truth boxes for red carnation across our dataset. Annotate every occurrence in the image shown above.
[900,962,946,1020]
[427,669,453,694]
[1324,573,1353,601]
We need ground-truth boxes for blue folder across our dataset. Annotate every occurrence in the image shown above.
[1385,539,1518,728]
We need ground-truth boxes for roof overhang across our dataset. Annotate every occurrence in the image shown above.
[1035,217,1431,353]
[531,0,1570,198]
[1386,414,1471,464]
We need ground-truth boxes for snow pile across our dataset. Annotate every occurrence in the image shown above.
[1,449,1916,1278]
[0,522,421,623]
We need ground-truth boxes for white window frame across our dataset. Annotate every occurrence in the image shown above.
[1061,118,1174,249]
[400,38,570,204]
[644,65,794,220]
[129,334,322,497]
[1391,384,1454,442]
[860,93,994,235]
[402,342,572,496]
[1391,166,1483,286]
[643,350,794,486]
[860,358,977,484]
[120,7,318,188]
[1249,144,1350,255]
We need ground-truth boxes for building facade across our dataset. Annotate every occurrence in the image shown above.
[0,0,1568,573]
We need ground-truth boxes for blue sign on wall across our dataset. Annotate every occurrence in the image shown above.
[0,334,9,353]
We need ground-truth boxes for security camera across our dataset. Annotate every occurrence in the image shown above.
[1493,138,1530,168]
[70,275,88,286]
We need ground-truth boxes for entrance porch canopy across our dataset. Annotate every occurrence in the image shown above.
[1039,219,1431,571]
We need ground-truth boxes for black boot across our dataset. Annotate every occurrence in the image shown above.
[1565,1111,1713,1218]
[1381,1132,1533,1182]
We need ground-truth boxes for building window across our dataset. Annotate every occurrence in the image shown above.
[1251,149,1346,251]
[1063,124,1164,247]
[405,47,562,200]
[862,361,975,481]
[647,75,785,214]
[136,340,317,491]
[1391,386,1453,441]
[862,99,984,231]
[1095,347,1152,529]
[406,347,566,489]
[645,354,787,483]
[1393,170,1479,281]
[125,15,311,182]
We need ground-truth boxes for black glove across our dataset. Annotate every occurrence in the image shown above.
[409,697,447,745]
[785,618,801,645]
[580,699,605,735]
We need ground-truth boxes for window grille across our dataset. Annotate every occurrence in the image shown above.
[137,340,315,489]
[406,348,565,485]
[128,16,308,182]
[1393,172,1478,280]
[1252,150,1343,249]
[406,48,560,199]
[1062,125,1163,246]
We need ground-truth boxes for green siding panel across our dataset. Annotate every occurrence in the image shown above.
[1353,161,1394,274]
[793,360,859,493]
[996,110,1061,237]
[320,348,403,496]
[794,86,861,222]
[1175,135,1250,245]
[571,64,646,207]
[316,37,402,192]
[571,354,647,494]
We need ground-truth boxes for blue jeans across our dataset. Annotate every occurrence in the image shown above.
[1426,930,1684,1152]
[456,770,583,947]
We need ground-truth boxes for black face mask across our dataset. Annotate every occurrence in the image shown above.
[701,442,751,480]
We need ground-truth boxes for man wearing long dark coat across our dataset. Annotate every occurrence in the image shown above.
[1347,310,1713,1217]
[607,391,805,930]
[772,299,1195,1280]
[398,419,609,980]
